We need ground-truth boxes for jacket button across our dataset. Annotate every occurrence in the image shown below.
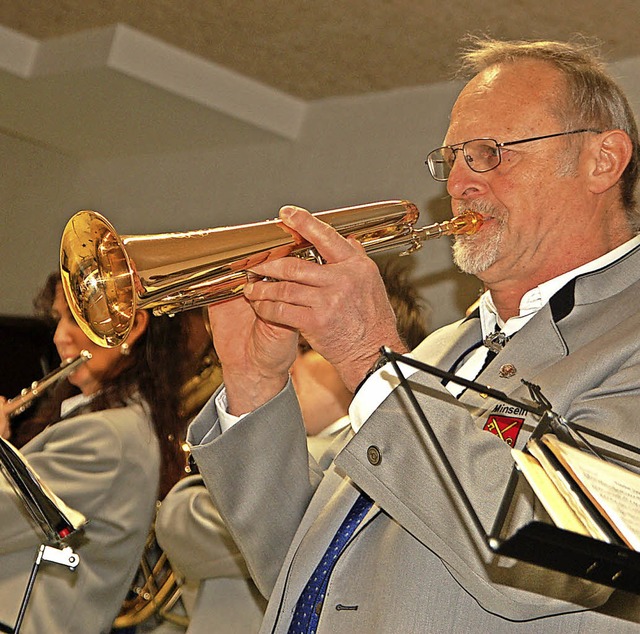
[367,445,382,465]
[498,363,517,378]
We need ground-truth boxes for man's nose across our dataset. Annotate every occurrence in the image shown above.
[446,154,486,200]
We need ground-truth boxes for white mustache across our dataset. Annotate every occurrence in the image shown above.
[456,199,498,218]
[456,200,508,227]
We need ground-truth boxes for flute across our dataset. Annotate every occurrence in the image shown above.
[3,350,92,418]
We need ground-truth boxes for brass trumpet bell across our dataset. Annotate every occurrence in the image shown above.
[60,200,482,348]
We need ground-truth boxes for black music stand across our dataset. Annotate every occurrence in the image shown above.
[0,438,84,634]
[380,348,640,595]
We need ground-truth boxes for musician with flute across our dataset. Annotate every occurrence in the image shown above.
[0,272,190,634]
[187,38,640,631]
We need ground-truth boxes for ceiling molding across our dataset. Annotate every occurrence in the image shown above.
[0,23,306,140]
[0,24,37,77]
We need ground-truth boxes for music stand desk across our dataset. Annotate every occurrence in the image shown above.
[382,349,640,595]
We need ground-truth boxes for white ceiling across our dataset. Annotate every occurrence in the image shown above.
[1,2,640,157]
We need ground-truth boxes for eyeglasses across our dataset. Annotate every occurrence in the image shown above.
[425,129,602,182]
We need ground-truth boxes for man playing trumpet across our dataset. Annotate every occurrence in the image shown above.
[192,37,640,631]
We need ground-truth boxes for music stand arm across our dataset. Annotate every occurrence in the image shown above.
[379,348,640,595]
[380,348,553,548]
[10,544,80,634]
[384,350,494,547]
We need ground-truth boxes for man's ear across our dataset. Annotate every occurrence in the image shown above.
[125,310,150,347]
[588,129,633,194]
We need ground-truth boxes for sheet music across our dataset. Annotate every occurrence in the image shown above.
[543,435,640,550]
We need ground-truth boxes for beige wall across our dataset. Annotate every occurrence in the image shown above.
[2,53,640,331]
[0,134,80,310]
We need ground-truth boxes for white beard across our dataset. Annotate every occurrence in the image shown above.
[452,203,507,275]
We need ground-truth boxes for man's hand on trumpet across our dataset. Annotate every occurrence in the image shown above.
[207,282,298,417]
[238,205,408,394]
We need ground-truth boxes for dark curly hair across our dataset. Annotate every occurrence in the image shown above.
[15,272,191,499]
[376,258,430,350]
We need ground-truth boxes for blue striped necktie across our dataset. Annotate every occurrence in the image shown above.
[287,492,373,634]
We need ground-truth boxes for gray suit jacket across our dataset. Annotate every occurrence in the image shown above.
[0,402,160,634]
[156,429,348,633]
[190,242,640,633]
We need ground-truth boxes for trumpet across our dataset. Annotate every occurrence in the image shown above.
[3,350,92,418]
[60,200,483,348]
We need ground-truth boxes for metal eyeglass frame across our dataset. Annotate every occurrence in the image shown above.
[425,128,603,182]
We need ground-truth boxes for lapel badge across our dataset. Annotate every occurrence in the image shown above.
[484,413,525,446]
[498,363,517,379]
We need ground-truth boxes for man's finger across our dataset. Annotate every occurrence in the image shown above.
[248,257,326,288]
[251,298,312,331]
[279,206,360,264]
[245,275,324,309]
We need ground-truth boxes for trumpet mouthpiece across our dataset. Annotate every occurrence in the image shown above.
[450,211,484,235]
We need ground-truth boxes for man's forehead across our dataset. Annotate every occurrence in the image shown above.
[445,61,561,142]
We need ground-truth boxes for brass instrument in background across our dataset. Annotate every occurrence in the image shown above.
[3,351,92,418]
[113,310,221,630]
[111,441,193,630]
[60,200,483,348]
[111,512,188,630]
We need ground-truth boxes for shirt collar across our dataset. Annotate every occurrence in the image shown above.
[60,392,95,418]
[479,234,640,339]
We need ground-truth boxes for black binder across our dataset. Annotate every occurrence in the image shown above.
[0,438,84,543]
[381,348,640,595]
